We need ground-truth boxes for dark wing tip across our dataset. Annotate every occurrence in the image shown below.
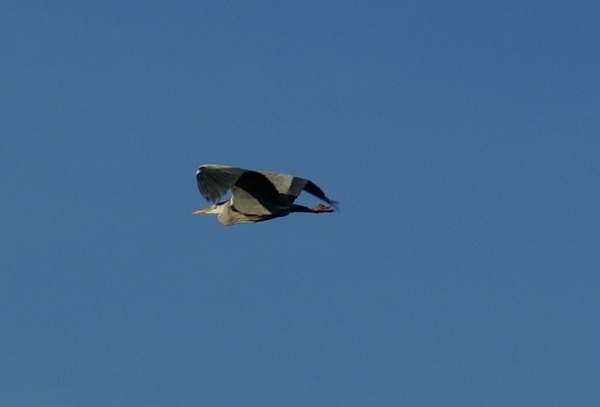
[303,180,338,209]
[195,168,212,202]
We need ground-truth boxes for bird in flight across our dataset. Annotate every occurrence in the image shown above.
[193,164,337,225]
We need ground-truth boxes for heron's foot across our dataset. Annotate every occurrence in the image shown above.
[312,204,334,213]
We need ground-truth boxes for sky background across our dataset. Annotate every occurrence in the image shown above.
[2,1,600,406]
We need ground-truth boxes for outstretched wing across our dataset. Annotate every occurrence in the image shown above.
[196,164,247,203]
[230,170,283,214]
[261,171,338,208]
[196,164,284,211]
[260,171,307,206]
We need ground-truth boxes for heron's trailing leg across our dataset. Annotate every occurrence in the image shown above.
[288,204,334,213]
[311,204,334,213]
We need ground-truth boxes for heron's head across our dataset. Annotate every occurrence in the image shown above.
[192,201,227,215]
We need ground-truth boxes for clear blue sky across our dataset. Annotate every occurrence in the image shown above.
[2,1,599,406]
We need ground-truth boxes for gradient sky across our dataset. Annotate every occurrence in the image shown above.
[2,1,600,406]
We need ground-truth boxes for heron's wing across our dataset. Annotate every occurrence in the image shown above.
[260,172,307,205]
[230,171,282,214]
[196,164,246,202]
[262,171,338,208]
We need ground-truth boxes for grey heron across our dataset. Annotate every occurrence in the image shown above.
[193,164,338,225]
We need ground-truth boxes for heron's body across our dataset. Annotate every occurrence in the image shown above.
[193,164,337,225]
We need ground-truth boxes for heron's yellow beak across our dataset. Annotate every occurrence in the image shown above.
[192,204,220,215]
